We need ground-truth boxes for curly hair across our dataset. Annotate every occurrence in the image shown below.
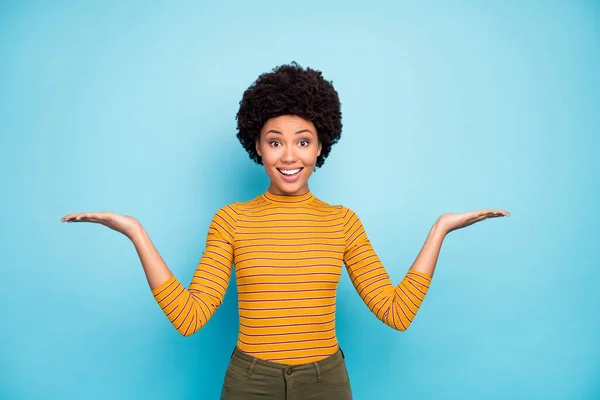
[236,61,342,169]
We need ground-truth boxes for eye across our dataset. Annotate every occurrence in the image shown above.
[299,140,310,147]
[269,141,281,147]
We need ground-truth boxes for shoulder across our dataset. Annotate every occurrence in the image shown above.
[223,194,265,216]
[212,193,269,222]
[208,204,238,236]
[213,203,238,219]
[311,196,360,222]
[313,200,365,242]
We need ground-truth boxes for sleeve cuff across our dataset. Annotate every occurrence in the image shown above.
[151,274,177,297]
[407,269,433,283]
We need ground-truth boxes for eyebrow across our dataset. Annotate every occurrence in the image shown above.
[265,129,314,135]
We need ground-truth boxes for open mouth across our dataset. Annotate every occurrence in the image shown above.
[277,168,303,176]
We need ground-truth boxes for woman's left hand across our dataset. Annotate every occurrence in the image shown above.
[436,209,510,235]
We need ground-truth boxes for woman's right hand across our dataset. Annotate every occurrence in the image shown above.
[61,212,142,239]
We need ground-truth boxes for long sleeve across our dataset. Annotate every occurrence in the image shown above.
[342,207,432,331]
[151,205,237,336]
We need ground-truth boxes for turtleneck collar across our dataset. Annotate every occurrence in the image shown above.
[262,188,315,205]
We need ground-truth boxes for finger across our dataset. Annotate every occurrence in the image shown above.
[471,210,496,221]
[85,213,105,223]
[472,215,489,224]
[479,211,509,221]
[489,209,509,215]
[79,213,101,221]
[475,212,502,222]
[477,210,509,218]
[70,213,93,222]
[63,212,108,223]
[462,210,485,220]
[79,212,110,223]
[62,214,80,222]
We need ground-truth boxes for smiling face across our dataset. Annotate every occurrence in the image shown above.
[255,115,322,196]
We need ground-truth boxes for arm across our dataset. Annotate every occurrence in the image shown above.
[135,205,237,336]
[406,221,446,278]
[408,208,510,278]
[62,205,237,336]
[342,208,436,331]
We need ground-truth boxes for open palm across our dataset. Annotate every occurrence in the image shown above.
[61,212,141,238]
[437,209,510,234]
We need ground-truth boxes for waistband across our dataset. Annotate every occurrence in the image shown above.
[229,345,346,379]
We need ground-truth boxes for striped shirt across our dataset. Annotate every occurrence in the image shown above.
[152,189,432,365]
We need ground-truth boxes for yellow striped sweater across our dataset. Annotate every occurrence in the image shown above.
[151,189,432,365]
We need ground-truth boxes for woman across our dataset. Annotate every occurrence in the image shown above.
[61,62,509,399]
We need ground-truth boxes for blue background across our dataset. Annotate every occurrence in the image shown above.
[1,1,598,399]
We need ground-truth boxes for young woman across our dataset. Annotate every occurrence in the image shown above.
[61,62,509,399]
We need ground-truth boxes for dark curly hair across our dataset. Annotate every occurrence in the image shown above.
[236,61,342,169]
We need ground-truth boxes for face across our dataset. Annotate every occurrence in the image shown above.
[255,115,322,196]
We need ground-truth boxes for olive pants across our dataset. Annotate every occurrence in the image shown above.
[220,346,353,399]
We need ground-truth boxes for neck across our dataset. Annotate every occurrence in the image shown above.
[267,183,310,196]
[263,187,315,204]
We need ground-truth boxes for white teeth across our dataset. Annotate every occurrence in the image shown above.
[279,168,301,175]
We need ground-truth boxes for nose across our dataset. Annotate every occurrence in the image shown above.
[281,144,297,163]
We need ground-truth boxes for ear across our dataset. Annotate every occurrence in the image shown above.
[317,141,322,157]
[255,138,262,157]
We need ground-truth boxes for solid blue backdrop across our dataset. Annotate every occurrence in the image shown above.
[1,1,598,399]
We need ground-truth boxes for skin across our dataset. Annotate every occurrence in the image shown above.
[61,113,510,289]
[255,115,322,196]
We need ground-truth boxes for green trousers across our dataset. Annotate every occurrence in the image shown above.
[220,346,353,399]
